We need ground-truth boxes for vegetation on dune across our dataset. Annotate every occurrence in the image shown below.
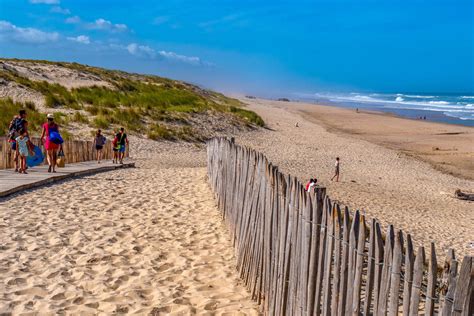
[0,98,69,138]
[147,124,199,142]
[0,58,264,141]
[230,106,265,127]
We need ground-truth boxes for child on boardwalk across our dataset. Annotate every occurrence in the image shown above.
[331,157,340,182]
[15,129,33,174]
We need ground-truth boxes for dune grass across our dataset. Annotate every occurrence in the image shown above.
[230,106,265,127]
[0,98,69,138]
[0,58,265,140]
[1,98,45,134]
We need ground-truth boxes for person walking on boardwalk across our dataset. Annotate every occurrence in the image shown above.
[8,109,28,172]
[115,127,128,164]
[93,129,106,164]
[331,157,340,182]
[15,129,33,174]
[40,114,62,173]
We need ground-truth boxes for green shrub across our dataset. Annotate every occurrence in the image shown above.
[0,98,45,135]
[147,124,174,140]
[66,101,82,110]
[229,106,265,127]
[53,112,67,125]
[168,105,198,113]
[61,129,72,140]
[45,93,63,108]
[86,105,100,115]
[71,112,89,124]
[93,115,110,129]
[114,108,141,131]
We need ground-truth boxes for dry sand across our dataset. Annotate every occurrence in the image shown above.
[0,139,258,315]
[235,98,474,258]
[1,95,473,313]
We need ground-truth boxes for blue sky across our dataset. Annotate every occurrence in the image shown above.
[0,0,472,96]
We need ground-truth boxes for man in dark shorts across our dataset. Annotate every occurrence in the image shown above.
[115,127,129,164]
[8,110,28,172]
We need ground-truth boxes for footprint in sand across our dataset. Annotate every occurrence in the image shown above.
[203,300,219,311]
[7,277,27,286]
[14,287,48,297]
[51,292,66,300]
[72,297,84,304]
[150,306,172,315]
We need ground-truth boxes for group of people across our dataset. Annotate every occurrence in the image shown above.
[8,111,61,173]
[92,127,128,164]
[8,109,129,174]
[306,157,341,192]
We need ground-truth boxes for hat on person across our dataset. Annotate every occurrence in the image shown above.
[47,113,54,119]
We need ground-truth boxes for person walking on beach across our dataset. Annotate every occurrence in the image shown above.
[93,129,106,164]
[8,109,28,172]
[331,157,340,182]
[15,129,33,174]
[40,114,61,173]
[115,127,128,164]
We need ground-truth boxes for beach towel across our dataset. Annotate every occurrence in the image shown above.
[26,146,44,167]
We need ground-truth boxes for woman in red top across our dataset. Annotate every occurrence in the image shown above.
[40,114,60,173]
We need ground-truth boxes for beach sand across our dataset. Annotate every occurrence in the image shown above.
[234,97,474,258]
[0,140,258,314]
[1,96,473,313]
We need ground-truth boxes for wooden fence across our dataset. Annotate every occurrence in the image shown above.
[0,137,129,169]
[207,137,473,315]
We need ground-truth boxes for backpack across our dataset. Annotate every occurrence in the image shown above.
[8,117,25,139]
[99,135,106,146]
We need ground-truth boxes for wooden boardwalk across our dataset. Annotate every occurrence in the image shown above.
[0,161,135,198]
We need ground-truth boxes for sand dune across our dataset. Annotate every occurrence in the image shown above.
[0,140,258,314]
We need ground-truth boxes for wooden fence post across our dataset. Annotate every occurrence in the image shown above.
[205,137,468,316]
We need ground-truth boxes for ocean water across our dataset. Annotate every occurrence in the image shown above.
[294,92,474,127]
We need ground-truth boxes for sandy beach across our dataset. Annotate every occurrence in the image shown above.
[235,97,474,258]
[0,140,257,314]
[1,97,473,313]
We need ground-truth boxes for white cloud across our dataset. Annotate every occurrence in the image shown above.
[65,16,81,24]
[30,0,59,4]
[158,50,203,66]
[67,35,90,44]
[50,6,70,14]
[127,43,156,58]
[198,13,242,28]
[0,20,59,44]
[87,18,128,32]
[110,42,212,66]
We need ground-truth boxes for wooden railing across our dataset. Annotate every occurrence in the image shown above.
[0,137,129,169]
[207,137,473,316]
